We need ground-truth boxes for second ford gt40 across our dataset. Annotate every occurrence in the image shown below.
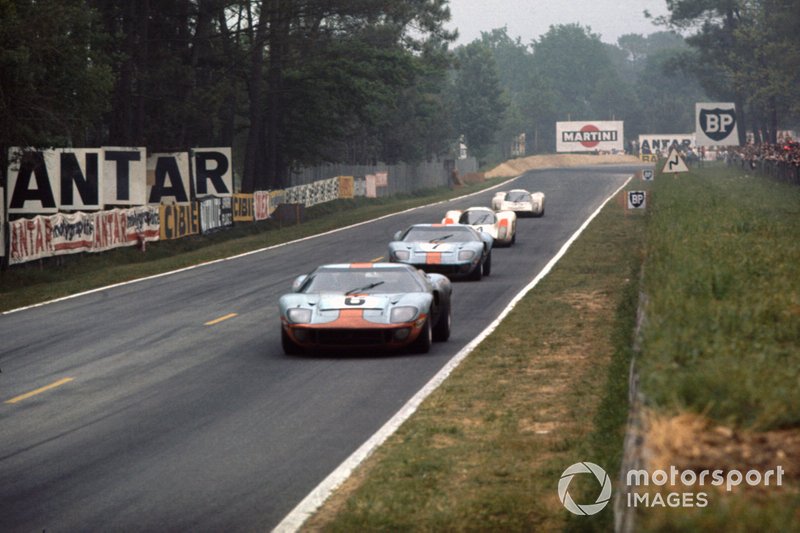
[279,263,452,354]
[442,206,516,246]
[388,223,493,280]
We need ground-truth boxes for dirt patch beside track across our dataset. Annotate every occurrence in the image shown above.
[486,153,641,178]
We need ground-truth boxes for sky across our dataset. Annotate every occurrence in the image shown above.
[445,0,672,46]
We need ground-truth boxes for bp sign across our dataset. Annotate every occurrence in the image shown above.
[627,191,646,209]
[696,103,740,146]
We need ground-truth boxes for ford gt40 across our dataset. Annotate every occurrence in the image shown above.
[279,263,452,355]
[388,223,492,280]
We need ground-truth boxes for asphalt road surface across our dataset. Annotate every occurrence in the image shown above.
[0,165,639,531]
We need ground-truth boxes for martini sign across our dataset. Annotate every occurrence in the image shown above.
[557,121,624,153]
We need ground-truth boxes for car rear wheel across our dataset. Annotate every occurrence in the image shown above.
[282,328,304,355]
[411,318,432,353]
[482,252,492,276]
[432,304,451,342]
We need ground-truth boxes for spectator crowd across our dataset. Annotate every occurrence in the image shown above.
[729,140,800,167]
[726,139,800,184]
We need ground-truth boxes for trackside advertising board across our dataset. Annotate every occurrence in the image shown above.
[638,134,695,161]
[557,121,624,153]
[696,103,740,147]
[7,146,233,214]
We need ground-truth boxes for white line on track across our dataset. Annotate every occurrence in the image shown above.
[2,174,521,316]
[272,174,633,533]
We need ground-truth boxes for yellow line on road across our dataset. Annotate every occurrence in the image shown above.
[5,377,75,404]
[370,256,384,263]
[204,312,238,326]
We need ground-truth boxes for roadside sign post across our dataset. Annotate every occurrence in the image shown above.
[662,148,689,177]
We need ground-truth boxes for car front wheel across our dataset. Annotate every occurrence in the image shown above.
[282,328,304,355]
[433,304,451,342]
[411,318,433,353]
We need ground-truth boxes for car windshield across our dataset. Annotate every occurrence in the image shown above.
[506,191,531,202]
[460,211,496,225]
[403,226,479,243]
[303,268,423,294]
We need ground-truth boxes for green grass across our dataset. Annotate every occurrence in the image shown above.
[304,181,647,531]
[0,180,512,312]
[639,164,800,430]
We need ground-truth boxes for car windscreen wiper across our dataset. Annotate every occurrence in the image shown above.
[345,281,385,295]
[430,234,454,248]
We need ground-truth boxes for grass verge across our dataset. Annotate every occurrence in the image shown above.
[0,179,512,313]
[640,164,800,429]
[301,182,647,531]
[635,163,800,530]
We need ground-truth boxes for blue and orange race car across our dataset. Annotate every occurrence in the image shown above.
[388,223,493,280]
[279,263,452,355]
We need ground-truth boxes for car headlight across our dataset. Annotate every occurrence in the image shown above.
[458,250,476,261]
[392,250,410,261]
[390,306,418,323]
[287,308,312,324]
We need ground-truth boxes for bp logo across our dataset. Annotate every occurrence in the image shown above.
[558,462,612,516]
[627,191,647,209]
[699,108,737,141]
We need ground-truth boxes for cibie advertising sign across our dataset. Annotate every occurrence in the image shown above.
[557,121,624,153]
[696,103,740,147]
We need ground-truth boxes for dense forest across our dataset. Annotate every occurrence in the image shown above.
[1,0,798,190]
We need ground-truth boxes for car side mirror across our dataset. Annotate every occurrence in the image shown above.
[393,230,403,241]
[291,275,308,292]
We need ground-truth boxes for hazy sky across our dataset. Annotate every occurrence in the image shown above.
[446,0,671,46]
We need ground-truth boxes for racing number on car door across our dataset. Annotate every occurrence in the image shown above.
[345,297,366,306]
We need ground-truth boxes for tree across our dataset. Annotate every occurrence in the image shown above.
[451,41,507,160]
[0,0,113,151]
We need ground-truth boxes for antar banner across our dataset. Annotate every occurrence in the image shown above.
[556,121,624,152]
[638,134,695,161]
[7,147,233,214]
[8,206,159,264]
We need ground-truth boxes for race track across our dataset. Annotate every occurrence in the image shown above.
[0,165,639,531]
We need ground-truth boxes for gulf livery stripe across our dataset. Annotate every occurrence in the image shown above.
[426,252,442,264]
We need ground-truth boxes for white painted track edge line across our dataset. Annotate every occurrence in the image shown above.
[2,175,522,316]
[271,174,634,532]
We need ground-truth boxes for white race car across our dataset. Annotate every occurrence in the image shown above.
[492,189,545,217]
[442,206,516,246]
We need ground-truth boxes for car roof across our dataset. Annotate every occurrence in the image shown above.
[315,263,416,271]
[464,206,493,212]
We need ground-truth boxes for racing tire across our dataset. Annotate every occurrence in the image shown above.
[482,252,492,276]
[468,262,483,281]
[432,304,451,342]
[411,318,433,354]
[282,328,304,355]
